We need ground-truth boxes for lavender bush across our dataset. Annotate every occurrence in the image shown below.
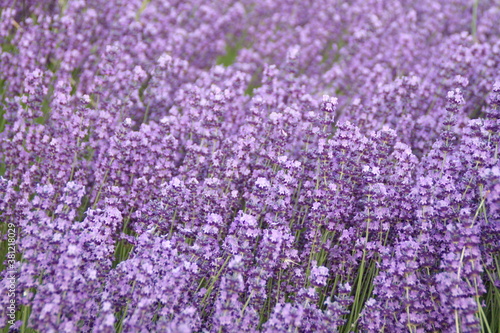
[0,0,499,332]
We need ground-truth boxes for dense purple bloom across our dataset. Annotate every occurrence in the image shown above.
[1,0,499,332]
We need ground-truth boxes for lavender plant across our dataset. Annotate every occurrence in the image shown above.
[1,0,499,332]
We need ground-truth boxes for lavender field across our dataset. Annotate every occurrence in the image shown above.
[0,0,499,332]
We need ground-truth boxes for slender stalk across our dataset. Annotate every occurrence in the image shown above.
[472,0,479,42]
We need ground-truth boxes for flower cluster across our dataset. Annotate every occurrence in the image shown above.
[1,0,499,332]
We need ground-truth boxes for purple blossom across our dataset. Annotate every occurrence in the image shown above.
[1,0,499,332]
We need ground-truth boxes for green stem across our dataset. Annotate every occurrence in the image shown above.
[472,0,479,42]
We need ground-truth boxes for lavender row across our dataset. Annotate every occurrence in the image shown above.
[1,0,499,332]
